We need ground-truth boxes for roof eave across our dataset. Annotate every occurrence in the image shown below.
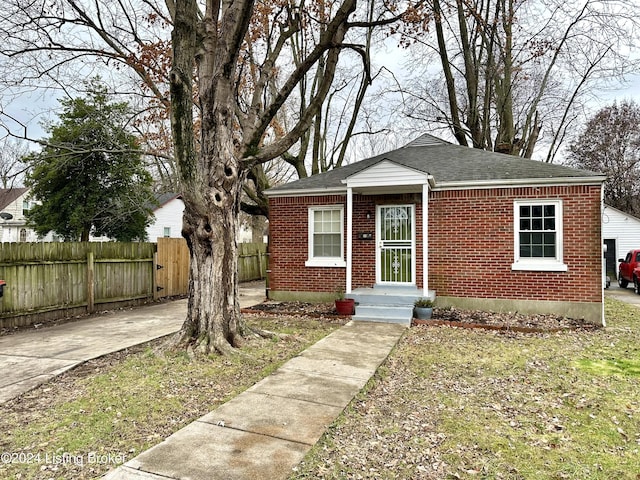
[265,175,606,198]
[433,175,606,191]
[153,193,182,211]
[264,186,347,198]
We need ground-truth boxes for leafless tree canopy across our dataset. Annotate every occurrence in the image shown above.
[568,100,640,216]
[0,138,29,188]
[398,0,640,161]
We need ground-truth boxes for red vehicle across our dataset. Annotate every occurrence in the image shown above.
[618,250,640,292]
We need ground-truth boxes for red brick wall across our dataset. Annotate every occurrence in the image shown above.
[268,184,602,304]
[429,185,602,303]
[352,195,376,287]
[350,193,424,288]
[268,195,346,294]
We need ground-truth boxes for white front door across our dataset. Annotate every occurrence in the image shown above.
[376,205,415,284]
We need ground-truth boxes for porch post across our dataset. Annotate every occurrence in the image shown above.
[422,182,429,297]
[346,186,353,294]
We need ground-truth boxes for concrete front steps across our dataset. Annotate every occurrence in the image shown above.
[349,285,436,325]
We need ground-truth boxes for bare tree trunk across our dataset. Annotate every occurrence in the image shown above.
[179,183,244,355]
[168,0,252,354]
[494,0,515,154]
[167,0,370,354]
[434,0,468,147]
[456,0,482,149]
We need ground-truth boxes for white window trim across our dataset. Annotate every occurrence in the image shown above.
[512,199,567,272]
[305,205,346,268]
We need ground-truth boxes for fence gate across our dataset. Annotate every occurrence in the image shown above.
[155,238,190,298]
[155,238,267,299]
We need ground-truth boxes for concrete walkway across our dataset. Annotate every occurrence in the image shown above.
[0,282,266,404]
[104,320,406,480]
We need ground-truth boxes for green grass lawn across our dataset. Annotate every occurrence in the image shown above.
[3,300,639,480]
[292,298,640,479]
[0,315,344,480]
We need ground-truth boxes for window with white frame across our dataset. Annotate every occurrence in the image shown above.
[163,227,171,237]
[512,199,567,271]
[22,200,31,216]
[306,205,346,267]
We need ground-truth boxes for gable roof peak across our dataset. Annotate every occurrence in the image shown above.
[0,187,29,210]
[402,133,450,148]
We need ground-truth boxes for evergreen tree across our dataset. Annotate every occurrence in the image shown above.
[25,79,155,241]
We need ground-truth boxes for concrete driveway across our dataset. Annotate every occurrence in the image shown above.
[0,282,266,404]
[604,280,640,306]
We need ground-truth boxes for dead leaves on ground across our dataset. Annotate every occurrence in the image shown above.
[292,308,640,479]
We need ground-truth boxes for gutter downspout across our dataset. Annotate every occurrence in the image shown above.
[346,186,353,294]
[423,182,429,298]
[601,188,606,327]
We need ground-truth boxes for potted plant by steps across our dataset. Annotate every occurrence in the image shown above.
[334,290,355,315]
[414,298,434,320]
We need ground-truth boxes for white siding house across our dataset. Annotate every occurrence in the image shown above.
[146,193,185,240]
[146,192,264,243]
[0,188,57,242]
[602,204,640,278]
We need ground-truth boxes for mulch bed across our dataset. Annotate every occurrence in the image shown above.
[242,301,344,317]
[243,301,600,332]
[415,307,599,332]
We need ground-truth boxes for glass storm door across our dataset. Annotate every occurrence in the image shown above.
[377,205,415,284]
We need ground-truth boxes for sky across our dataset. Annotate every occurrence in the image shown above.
[3,17,640,156]
[2,90,57,143]
[4,63,640,148]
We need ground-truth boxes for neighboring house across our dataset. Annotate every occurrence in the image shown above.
[146,192,264,243]
[602,205,640,279]
[0,188,57,242]
[265,134,606,326]
[146,193,185,240]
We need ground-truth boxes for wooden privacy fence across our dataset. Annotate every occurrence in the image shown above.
[238,242,268,282]
[0,242,155,328]
[155,238,267,298]
[0,240,267,328]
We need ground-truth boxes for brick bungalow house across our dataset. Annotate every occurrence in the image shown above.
[265,134,606,326]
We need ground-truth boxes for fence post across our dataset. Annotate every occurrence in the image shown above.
[87,251,95,313]
[258,249,264,279]
[153,251,159,301]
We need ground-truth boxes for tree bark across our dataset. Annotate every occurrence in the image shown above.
[179,185,245,354]
[169,0,252,354]
[433,0,467,147]
[168,0,365,354]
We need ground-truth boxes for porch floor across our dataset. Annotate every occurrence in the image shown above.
[349,285,436,325]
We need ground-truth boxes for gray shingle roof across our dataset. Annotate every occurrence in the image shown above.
[0,188,28,210]
[154,192,181,209]
[265,134,604,195]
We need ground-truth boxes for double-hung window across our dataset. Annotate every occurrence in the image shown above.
[306,206,346,267]
[512,199,567,271]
